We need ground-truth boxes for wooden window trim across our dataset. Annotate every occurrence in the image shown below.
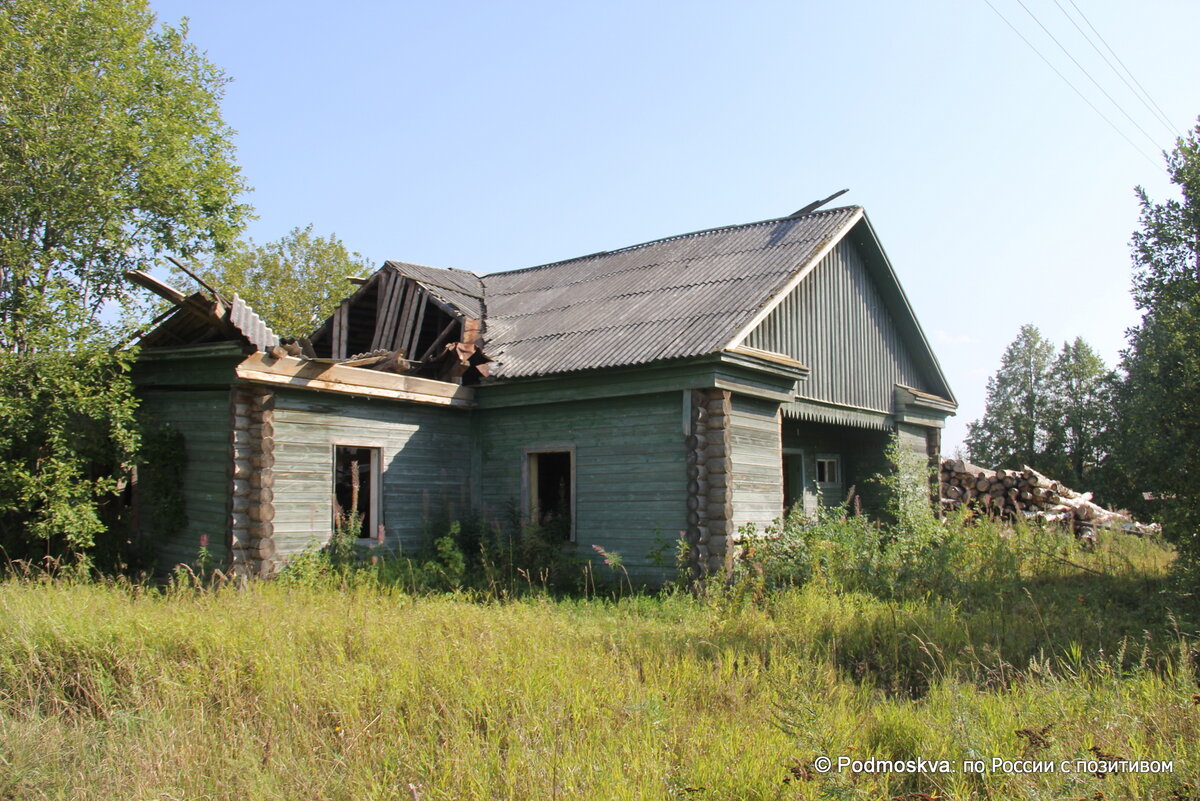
[521,446,576,543]
[331,443,383,545]
[815,454,841,488]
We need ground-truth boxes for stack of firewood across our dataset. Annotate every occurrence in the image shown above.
[939,460,1158,536]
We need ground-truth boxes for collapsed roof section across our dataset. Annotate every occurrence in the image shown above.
[306,261,491,384]
[127,260,492,385]
[127,270,280,351]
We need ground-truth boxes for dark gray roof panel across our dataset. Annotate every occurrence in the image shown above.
[385,260,484,319]
[481,207,860,379]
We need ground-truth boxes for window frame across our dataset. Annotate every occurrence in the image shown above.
[815,454,841,488]
[331,443,383,546]
[522,446,576,543]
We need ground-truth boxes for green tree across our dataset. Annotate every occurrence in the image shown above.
[965,324,1056,470]
[177,225,370,339]
[0,0,249,556]
[1044,337,1112,488]
[1111,121,1200,571]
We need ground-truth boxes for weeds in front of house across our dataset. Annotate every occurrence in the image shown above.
[0,541,1195,800]
[3,437,1194,799]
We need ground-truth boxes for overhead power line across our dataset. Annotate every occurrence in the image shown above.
[1060,0,1180,139]
[1012,0,1162,152]
[980,0,1163,171]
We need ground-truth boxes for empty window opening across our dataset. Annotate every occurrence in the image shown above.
[333,446,380,542]
[528,450,573,542]
[815,456,840,486]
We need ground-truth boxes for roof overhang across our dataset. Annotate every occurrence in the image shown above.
[894,384,956,428]
[475,350,803,410]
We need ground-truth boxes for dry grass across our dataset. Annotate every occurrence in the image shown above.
[0,527,1196,800]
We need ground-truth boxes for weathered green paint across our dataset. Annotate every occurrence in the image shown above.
[270,389,472,558]
[135,388,231,573]
[729,395,783,533]
[780,419,892,516]
[476,352,800,410]
[129,327,942,585]
[476,391,686,583]
[131,342,246,388]
[744,238,934,413]
[895,422,930,459]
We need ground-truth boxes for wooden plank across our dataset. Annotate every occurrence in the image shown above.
[378,272,407,350]
[475,391,687,579]
[331,307,340,359]
[332,305,347,359]
[404,287,428,358]
[125,270,187,305]
[368,271,395,351]
[391,280,419,353]
[235,353,475,407]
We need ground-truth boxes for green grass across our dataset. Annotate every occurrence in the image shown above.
[0,526,1196,800]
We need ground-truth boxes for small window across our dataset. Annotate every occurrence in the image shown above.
[333,445,381,543]
[815,456,840,486]
[527,449,574,542]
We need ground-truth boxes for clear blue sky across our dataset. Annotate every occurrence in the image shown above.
[147,0,1200,453]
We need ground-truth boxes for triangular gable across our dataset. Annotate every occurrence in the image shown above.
[729,212,955,412]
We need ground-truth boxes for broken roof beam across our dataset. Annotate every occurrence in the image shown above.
[125,270,187,305]
[370,271,403,351]
[419,317,460,362]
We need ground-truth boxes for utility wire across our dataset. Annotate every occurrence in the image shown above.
[1013,0,1163,152]
[980,0,1163,171]
[1051,0,1177,138]
[1063,0,1181,138]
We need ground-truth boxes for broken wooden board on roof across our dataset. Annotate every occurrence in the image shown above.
[306,261,491,384]
[126,270,280,352]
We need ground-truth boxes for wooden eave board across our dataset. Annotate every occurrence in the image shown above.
[235,353,474,408]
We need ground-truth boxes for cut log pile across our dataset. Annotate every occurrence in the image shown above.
[939,459,1159,537]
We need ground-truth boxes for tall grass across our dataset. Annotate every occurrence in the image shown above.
[0,524,1195,800]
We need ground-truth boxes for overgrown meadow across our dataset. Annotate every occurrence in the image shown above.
[1,511,1196,801]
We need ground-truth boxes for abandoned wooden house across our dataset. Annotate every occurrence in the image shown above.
[129,204,956,582]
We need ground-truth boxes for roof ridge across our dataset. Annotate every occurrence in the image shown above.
[482,205,861,279]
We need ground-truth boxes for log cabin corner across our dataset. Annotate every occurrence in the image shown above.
[127,204,956,583]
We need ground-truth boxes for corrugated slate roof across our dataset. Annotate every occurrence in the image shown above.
[229,294,280,350]
[385,260,484,319]
[480,207,860,379]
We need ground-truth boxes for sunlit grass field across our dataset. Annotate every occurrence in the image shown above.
[0,525,1196,800]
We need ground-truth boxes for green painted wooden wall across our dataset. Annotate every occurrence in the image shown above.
[780,419,893,516]
[729,395,783,533]
[744,238,934,412]
[136,389,232,573]
[476,391,687,582]
[270,389,472,558]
